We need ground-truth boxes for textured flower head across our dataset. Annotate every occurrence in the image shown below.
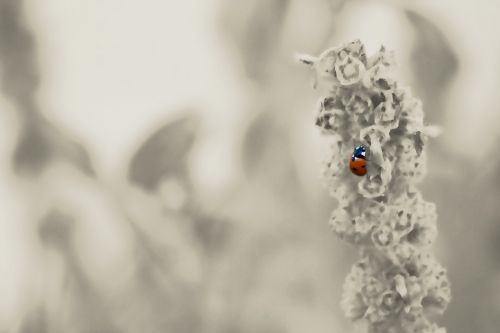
[342,253,450,328]
[313,40,368,87]
[302,40,449,333]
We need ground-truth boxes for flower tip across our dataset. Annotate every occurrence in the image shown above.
[295,53,318,66]
[422,125,443,137]
[394,274,408,298]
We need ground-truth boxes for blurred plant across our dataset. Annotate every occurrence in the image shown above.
[216,1,352,331]
[405,9,458,127]
[219,0,290,83]
[0,0,93,176]
[0,1,231,331]
[299,40,450,333]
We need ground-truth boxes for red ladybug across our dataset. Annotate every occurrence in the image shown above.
[349,145,368,176]
[349,157,367,176]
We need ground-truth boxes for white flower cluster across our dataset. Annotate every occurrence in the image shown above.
[301,40,450,333]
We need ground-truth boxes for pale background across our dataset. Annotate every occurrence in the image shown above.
[0,0,499,332]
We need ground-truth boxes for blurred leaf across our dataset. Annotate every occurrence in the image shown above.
[14,115,94,176]
[39,209,121,333]
[406,10,458,125]
[191,213,232,256]
[0,0,39,113]
[0,0,94,176]
[38,209,75,250]
[131,260,203,333]
[126,220,203,333]
[474,137,500,266]
[19,307,47,333]
[128,114,198,191]
[242,111,302,198]
[221,0,290,82]
[476,135,500,190]
[67,268,121,333]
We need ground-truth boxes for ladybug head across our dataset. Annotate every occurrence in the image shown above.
[352,145,367,159]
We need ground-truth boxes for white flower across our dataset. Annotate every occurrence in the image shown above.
[302,40,449,333]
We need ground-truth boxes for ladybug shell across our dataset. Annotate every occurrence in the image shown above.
[349,157,367,176]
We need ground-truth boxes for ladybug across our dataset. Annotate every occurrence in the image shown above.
[352,145,367,159]
[349,145,368,176]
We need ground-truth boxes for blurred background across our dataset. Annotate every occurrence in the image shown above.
[0,0,499,332]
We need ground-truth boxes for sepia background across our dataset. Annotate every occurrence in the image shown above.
[0,0,499,332]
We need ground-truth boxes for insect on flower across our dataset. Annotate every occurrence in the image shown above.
[349,145,368,176]
[301,40,449,333]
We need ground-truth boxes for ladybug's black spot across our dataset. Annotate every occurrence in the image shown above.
[362,165,366,168]
[352,167,357,171]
